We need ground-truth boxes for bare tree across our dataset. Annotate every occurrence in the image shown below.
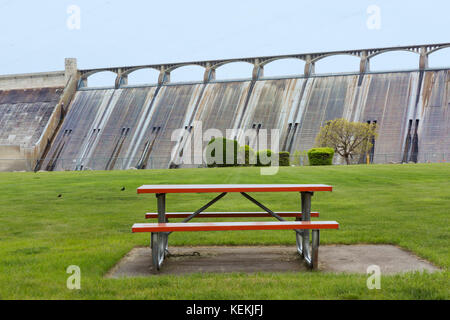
[315,118,377,165]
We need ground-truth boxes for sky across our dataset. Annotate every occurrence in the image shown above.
[0,0,449,86]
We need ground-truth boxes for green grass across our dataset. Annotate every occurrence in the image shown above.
[0,163,449,299]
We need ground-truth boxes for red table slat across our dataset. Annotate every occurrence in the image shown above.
[132,221,339,232]
[137,184,332,194]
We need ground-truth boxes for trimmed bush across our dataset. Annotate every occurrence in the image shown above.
[238,145,256,166]
[256,149,273,166]
[279,151,290,166]
[292,150,308,166]
[205,137,239,167]
[307,147,334,166]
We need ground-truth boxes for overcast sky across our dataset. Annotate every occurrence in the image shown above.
[0,0,449,85]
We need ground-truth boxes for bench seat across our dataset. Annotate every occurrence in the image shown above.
[132,221,338,232]
[145,211,319,219]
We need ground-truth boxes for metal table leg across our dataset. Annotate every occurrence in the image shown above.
[151,193,168,270]
[151,232,167,270]
[302,192,311,262]
[311,230,320,269]
[296,191,317,269]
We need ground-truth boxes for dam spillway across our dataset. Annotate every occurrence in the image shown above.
[39,70,449,170]
[0,44,449,171]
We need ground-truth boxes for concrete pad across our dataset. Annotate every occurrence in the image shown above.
[105,245,440,278]
[319,244,440,274]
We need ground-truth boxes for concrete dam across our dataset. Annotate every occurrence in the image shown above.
[0,43,449,171]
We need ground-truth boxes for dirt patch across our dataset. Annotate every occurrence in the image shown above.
[106,245,440,278]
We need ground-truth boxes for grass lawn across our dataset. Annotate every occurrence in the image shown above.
[0,163,449,299]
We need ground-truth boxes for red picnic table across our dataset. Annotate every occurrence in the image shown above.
[132,184,339,270]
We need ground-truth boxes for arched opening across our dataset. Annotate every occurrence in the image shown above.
[369,51,419,72]
[84,71,117,88]
[314,54,360,74]
[169,65,205,83]
[428,47,450,69]
[126,68,160,86]
[214,62,253,80]
[262,58,306,78]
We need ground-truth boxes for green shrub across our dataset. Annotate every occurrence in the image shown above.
[307,147,334,166]
[292,150,308,166]
[279,151,290,166]
[256,149,273,166]
[238,145,256,166]
[205,137,239,167]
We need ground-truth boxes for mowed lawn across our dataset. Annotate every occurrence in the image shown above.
[0,163,449,299]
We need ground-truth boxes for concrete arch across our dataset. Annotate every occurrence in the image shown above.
[427,46,450,68]
[367,48,419,60]
[164,63,206,73]
[117,66,163,87]
[261,57,306,77]
[210,59,254,70]
[80,69,118,80]
[312,54,361,74]
[427,44,450,56]
[213,60,255,80]
[125,68,161,86]
[369,50,420,71]
[75,43,450,85]
[121,65,161,77]
[79,70,118,88]
[169,64,207,82]
[310,52,361,64]
[259,56,306,67]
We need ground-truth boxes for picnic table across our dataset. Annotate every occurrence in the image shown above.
[132,184,339,270]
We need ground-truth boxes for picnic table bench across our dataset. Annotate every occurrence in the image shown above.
[132,184,339,270]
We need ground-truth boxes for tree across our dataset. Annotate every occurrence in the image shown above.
[315,118,377,165]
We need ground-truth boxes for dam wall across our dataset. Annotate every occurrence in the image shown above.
[0,87,64,170]
[0,44,448,171]
[38,69,449,171]
[0,58,79,171]
[0,71,67,91]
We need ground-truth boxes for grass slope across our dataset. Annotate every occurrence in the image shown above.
[0,163,449,299]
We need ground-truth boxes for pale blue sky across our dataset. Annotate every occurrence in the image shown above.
[0,0,449,86]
